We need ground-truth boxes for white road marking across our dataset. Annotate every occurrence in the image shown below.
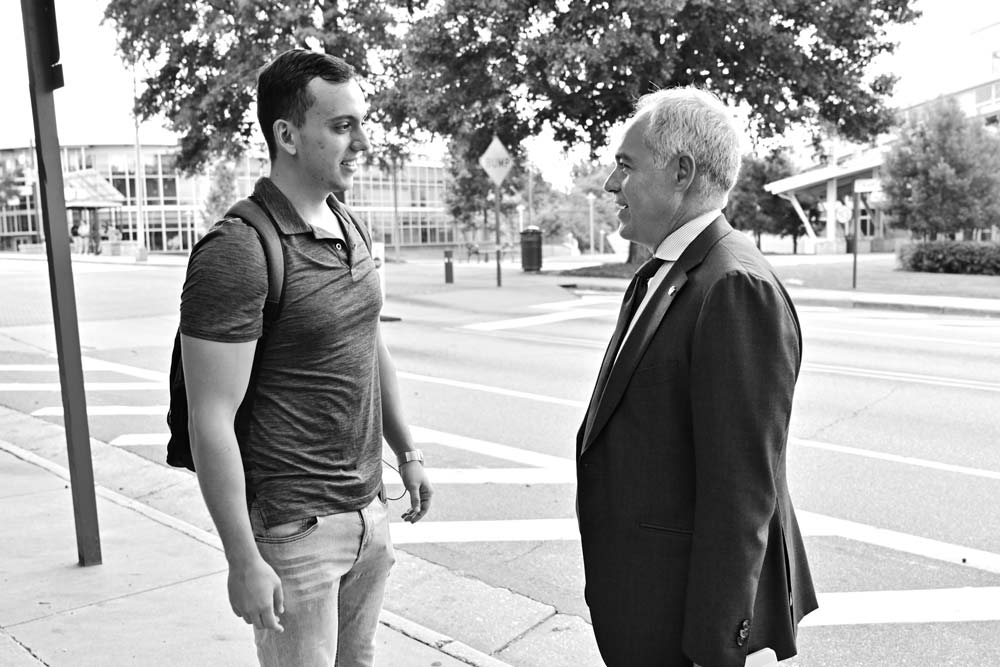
[0,382,161,391]
[793,438,1000,481]
[110,433,169,446]
[809,326,1000,350]
[802,587,1000,626]
[34,405,166,417]
[803,362,1000,392]
[0,364,59,371]
[386,467,574,485]
[398,372,586,408]
[409,426,574,469]
[799,511,1000,574]
[462,309,614,331]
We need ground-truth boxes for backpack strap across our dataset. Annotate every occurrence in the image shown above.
[225,196,284,322]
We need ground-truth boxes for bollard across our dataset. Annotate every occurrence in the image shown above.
[444,249,454,283]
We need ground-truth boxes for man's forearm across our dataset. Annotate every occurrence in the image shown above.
[376,334,416,457]
[190,420,260,565]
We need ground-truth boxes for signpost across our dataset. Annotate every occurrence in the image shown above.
[478,136,512,287]
[20,0,102,566]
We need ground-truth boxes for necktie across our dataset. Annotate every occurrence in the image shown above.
[583,256,666,437]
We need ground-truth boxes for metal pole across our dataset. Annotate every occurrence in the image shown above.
[852,192,860,289]
[20,0,102,566]
[587,193,595,253]
[132,64,147,261]
[494,185,502,287]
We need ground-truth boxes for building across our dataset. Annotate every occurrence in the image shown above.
[763,74,1000,254]
[0,143,457,253]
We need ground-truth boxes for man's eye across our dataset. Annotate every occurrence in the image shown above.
[334,123,351,132]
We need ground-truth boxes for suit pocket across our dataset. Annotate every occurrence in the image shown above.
[637,521,693,537]
[630,360,678,388]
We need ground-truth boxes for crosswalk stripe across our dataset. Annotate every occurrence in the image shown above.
[802,587,1000,626]
[34,405,167,417]
[0,382,161,391]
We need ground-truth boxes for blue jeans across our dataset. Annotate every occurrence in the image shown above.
[250,496,395,667]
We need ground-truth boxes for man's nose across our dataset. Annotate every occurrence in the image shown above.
[603,170,619,192]
[352,127,371,152]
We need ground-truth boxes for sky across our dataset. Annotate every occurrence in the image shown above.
[2,0,999,187]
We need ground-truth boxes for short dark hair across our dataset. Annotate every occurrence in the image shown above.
[256,49,356,159]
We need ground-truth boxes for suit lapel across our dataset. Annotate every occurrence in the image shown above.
[580,216,733,455]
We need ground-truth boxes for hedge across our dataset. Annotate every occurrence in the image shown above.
[898,241,1000,275]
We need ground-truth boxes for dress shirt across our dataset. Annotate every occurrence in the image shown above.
[619,209,722,350]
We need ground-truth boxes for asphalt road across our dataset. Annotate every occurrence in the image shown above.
[1,255,999,666]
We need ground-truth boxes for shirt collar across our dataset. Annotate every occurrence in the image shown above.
[652,209,722,262]
[251,177,347,237]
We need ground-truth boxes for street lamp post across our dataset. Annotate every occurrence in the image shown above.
[586,192,596,254]
[517,203,524,232]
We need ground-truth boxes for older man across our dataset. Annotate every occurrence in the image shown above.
[577,88,817,667]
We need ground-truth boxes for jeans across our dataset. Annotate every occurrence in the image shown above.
[251,496,395,667]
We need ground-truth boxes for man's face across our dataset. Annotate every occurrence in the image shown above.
[603,115,683,251]
[294,77,370,193]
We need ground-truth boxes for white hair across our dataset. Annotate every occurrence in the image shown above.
[634,87,742,198]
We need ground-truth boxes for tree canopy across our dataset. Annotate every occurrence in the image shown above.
[883,98,1000,239]
[106,0,920,175]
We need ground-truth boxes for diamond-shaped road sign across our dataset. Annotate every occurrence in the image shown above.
[478,136,512,186]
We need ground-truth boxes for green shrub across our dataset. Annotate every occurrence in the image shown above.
[898,241,1000,275]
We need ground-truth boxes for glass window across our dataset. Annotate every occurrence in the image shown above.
[145,177,161,204]
[975,84,993,104]
[162,176,177,204]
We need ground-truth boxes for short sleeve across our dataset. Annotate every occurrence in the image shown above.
[180,220,268,343]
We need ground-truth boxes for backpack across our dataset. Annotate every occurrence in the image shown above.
[165,195,374,472]
[165,196,285,471]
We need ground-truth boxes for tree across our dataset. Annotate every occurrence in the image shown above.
[201,161,238,230]
[727,155,774,249]
[727,150,813,253]
[392,0,919,159]
[0,166,20,207]
[104,0,425,174]
[108,0,919,175]
[883,98,1000,240]
[533,161,618,252]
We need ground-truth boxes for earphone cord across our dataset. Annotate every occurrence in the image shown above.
[381,458,407,501]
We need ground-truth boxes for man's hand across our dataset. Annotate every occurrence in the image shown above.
[399,461,433,523]
[228,556,285,632]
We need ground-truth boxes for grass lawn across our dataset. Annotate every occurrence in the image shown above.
[560,255,1000,300]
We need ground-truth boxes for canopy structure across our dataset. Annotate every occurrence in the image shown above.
[763,150,885,254]
[62,169,125,210]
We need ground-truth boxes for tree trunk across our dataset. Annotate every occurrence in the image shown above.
[792,233,798,255]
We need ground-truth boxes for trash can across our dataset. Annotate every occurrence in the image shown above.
[520,226,542,272]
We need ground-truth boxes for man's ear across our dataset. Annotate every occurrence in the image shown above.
[273,119,297,157]
[675,153,696,192]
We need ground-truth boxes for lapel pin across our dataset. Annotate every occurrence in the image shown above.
[667,285,677,296]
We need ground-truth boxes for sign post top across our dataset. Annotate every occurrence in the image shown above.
[478,136,513,186]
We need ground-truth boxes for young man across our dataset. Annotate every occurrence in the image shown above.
[180,49,432,667]
[576,88,817,667]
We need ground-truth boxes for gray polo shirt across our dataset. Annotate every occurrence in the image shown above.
[180,177,383,527]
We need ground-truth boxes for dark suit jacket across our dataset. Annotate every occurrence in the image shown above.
[577,217,817,667]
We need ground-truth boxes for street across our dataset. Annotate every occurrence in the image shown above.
[2,255,1000,666]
